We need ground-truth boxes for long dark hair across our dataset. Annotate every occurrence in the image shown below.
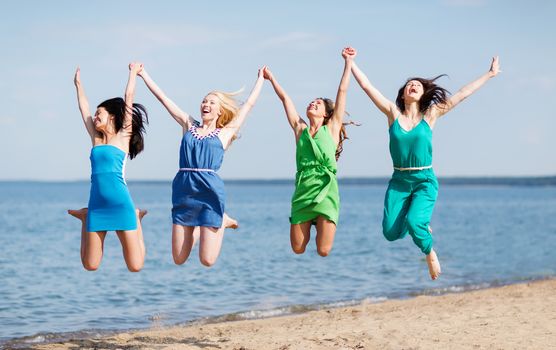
[97,97,148,159]
[395,75,450,114]
[319,97,349,161]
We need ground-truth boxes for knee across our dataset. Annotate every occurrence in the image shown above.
[291,243,307,255]
[126,261,144,273]
[200,255,217,267]
[382,224,400,242]
[82,260,100,271]
[317,246,332,257]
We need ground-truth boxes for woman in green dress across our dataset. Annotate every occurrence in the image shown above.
[263,47,355,256]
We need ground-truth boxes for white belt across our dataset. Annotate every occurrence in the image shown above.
[394,165,433,171]
[179,168,215,173]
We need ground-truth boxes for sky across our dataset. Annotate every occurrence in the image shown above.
[0,0,554,180]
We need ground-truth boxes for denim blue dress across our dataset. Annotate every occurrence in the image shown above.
[171,124,225,228]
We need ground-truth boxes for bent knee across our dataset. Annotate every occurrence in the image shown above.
[126,261,144,273]
[382,228,401,241]
[291,241,308,254]
[317,246,332,257]
[82,261,100,271]
[200,256,218,267]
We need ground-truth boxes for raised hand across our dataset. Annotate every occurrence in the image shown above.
[74,67,81,87]
[489,56,501,77]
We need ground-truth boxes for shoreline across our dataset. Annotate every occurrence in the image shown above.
[9,278,556,350]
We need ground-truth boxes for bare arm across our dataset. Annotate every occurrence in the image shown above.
[74,67,98,143]
[430,56,501,119]
[351,59,398,121]
[137,66,193,129]
[328,48,354,133]
[263,67,306,139]
[122,63,142,136]
[220,66,266,148]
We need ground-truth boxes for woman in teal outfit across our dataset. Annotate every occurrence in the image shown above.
[350,52,500,279]
[263,47,355,257]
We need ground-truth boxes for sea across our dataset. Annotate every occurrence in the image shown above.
[1,177,555,347]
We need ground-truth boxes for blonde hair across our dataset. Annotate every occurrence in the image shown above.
[207,89,243,128]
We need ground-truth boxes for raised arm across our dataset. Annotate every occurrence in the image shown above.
[74,67,98,143]
[328,48,354,132]
[351,57,398,121]
[220,66,266,148]
[123,63,142,135]
[431,56,501,119]
[263,67,306,138]
[137,66,193,129]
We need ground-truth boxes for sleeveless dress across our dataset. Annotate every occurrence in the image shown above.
[382,118,438,254]
[171,124,225,228]
[87,145,137,232]
[290,125,339,225]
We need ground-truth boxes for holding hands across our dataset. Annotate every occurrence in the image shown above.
[129,62,144,75]
[342,47,357,60]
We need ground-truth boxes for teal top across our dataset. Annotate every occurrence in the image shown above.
[389,118,433,168]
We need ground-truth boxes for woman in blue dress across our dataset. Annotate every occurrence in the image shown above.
[137,64,265,267]
[68,63,149,272]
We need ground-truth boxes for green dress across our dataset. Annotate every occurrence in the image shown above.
[290,125,339,225]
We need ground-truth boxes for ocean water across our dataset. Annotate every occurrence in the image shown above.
[0,180,555,345]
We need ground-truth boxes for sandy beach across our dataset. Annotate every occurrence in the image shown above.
[22,278,555,350]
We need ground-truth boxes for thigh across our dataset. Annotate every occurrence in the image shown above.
[407,179,438,223]
[199,226,225,266]
[315,217,336,255]
[172,224,197,264]
[290,222,312,247]
[116,229,144,272]
[81,230,107,270]
[382,179,412,232]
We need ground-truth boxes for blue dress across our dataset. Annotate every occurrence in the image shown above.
[87,145,137,232]
[171,124,225,228]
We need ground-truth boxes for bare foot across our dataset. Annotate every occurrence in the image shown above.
[223,213,239,230]
[426,249,441,280]
[68,208,87,221]
[136,208,148,220]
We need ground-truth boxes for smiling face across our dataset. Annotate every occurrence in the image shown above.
[306,98,327,119]
[93,107,112,131]
[200,94,222,121]
[403,80,424,103]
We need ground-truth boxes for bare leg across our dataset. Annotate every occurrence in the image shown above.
[426,248,441,280]
[68,208,106,270]
[172,225,198,265]
[290,222,312,254]
[315,216,336,257]
[116,229,144,272]
[135,209,147,259]
[198,225,225,267]
[425,226,441,280]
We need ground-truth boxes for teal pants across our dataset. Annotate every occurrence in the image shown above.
[382,169,438,254]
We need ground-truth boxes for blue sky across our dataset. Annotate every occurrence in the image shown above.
[0,0,554,180]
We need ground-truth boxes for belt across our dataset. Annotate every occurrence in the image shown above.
[393,165,433,171]
[179,168,215,173]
